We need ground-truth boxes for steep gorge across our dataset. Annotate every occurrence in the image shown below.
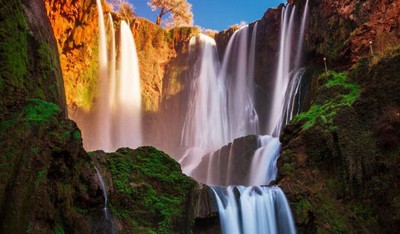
[1,0,400,233]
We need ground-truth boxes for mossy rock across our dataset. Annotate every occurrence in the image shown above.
[93,147,198,233]
[0,0,66,119]
[0,99,101,233]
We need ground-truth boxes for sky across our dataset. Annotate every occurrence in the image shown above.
[128,0,286,31]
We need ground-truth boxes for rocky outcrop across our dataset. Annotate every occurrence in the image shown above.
[0,99,102,233]
[0,0,66,119]
[0,99,201,233]
[92,147,198,233]
[305,0,400,65]
[44,0,100,111]
[274,1,400,232]
[278,50,400,232]
[189,135,260,186]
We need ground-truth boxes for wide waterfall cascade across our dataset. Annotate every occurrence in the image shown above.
[180,25,260,177]
[73,0,143,152]
[207,2,309,233]
[212,186,296,234]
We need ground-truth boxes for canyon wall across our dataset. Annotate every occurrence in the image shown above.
[277,0,400,232]
[0,0,66,119]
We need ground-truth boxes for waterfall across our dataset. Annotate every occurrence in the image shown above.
[84,0,111,151]
[267,5,297,136]
[219,25,259,140]
[295,0,310,69]
[281,68,306,127]
[108,13,117,119]
[212,186,296,234]
[179,34,227,174]
[95,167,109,218]
[72,0,143,152]
[95,166,115,233]
[180,25,259,177]
[268,0,310,136]
[249,136,281,185]
[113,20,142,150]
[206,2,310,233]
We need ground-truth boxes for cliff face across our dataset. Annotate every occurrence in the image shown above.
[0,1,202,233]
[44,0,100,111]
[44,1,199,156]
[0,0,66,119]
[276,0,400,232]
[0,100,199,233]
[131,18,199,155]
[305,0,400,65]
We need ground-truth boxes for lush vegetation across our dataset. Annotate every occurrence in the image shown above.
[20,99,61,124]
[293,71,360,129]
[103,147,196,233]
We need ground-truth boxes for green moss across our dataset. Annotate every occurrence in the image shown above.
[54,223,65,234]
[0,0,28,87]
[108,154,134,195]
[293,71,360,129]
[35,170,46,187]
[72,130,81,140]
[294,196,312,218]
[72,206,88,215]
[105,147,196,233]
[19,99,61,124]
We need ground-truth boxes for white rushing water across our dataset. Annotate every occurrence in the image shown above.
[212,186,296,234]
[74,0,143,152]
[208,1,310,233]
[220,25,259,140]
[249,136,281,185]
[180,34,227,172]
[90,0,111,151]
[180,25,259,176]
[113,21,142,150]
[95,166,110,220]
[268,1,310,136]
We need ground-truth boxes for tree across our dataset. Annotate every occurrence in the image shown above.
[110,0,135,23]
[147,0,193,27]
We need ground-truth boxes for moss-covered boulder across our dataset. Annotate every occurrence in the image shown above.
[0,99,202,233]
[92,147,198,233]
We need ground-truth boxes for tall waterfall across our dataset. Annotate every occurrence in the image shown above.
[72,1,142,152]
[268,1,310,136]
[220,25,259,140]
[113,21,142,150]
[198,2,309,233]
[182,34,227,151]
[92,0,111,150]
[180,25,259,176]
